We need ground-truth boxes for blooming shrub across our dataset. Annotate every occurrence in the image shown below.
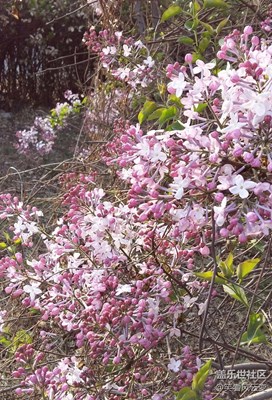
[84,28,155,88]
[15,91,83,156]
[2,2,272,400]
[106,27,272,243]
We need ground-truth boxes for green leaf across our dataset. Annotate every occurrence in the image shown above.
[202,31,212,39]
[223,283,248,307]
[193,0,201,13]
[218,253,234,278]
[138,101,157,124]
[159,106,177,125]
[216,17,230,34]
[161,4,182,22]
[3,232,11,243]
[175,387,198,400]
[0,242,7,249]
[13,238,22,246]
[246,313,266,344]
[198,37,211,53]
[185,18,199,31]
[203,0,228,9]
[184,20,194,31]
[241,330,267,346]
[195,271,226,284]
[7,245,16,254]
[218,262,230,278]
[147,108,165,121]
[225,252,233,269]
[178,36,195,45]
[10,330,32,353]
[194,103,208,113]
[191,52,204,62]
[29,308,41,315]
[237,258,260,282]
[168,95,183,107]
[200,21,214,34]
[169,121,184,130]
[14,330,32,345]
[192,360,212,392]
[0,335,11,347]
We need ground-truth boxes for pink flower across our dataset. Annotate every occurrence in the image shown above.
[167,358,181,372]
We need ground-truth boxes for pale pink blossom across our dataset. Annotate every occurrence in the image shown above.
[167,72,187,97]
[229,175,256,199]
[167,358,181,372]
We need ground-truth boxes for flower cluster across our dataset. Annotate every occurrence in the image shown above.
[15,91,82,156]
[84,27,155,88]
[15,115,56,156]
[0,181,210,399]
[107,27,272,243]
[261,7,272,32]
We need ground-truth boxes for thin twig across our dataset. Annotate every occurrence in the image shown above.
[212,362,270,371]
[199,209,217,351]
[46,2,94,25]
[231,237,272,367]
[236,0,264,20]
[239,389,272,400]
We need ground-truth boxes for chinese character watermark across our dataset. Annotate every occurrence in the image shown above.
[215,369,268,393]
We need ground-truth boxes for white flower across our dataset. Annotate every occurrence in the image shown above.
[0,310,6,333]
[190,205,205,224]
[220,112,246,133]
[115,31,123,40]
[135,139,150,158]
[193,60,215,77]
[170,177,190,200]
[214,197,227,226]
[242,92,271,126]
[112,67,130,80]
[196,357,202,370]
[23,282,42,301]
[143,56,154,68]
[102,46,116,56]
[167,72,187,98]
[123,44,132,57]
[116,284,132,296]
[119,168,133,180]
[169,327,181,337]
[168,357,181,372]
[229,175,256,199]
[14,217,39,243]
[183,295,198,308]
[147,297,160,321]
[134,40,145,49]
[66,365,84,385]
[35,210,43,217]
[197,299,208,316]
[150,143,167,163]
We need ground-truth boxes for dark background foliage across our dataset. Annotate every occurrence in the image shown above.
[0,0,94,110]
